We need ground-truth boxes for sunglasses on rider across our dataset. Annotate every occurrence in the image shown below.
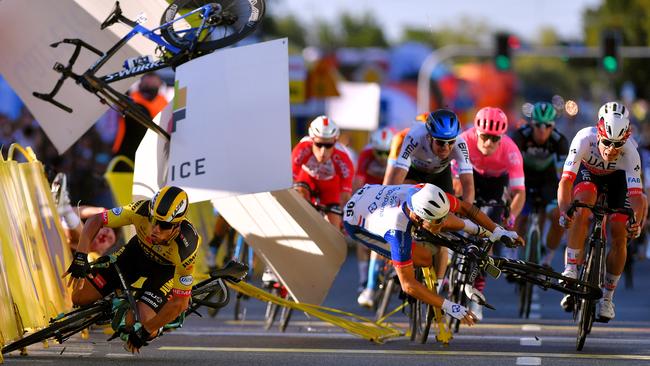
[599,138,625,149]
[478,133,501,143]
[374,150,390,158]
[533,121,555,129]
[153,219,177,230]
[433,138,456,147]
[314,141,335,149]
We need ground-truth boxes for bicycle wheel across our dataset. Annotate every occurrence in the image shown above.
[519,228,539,318]
[375,276,396,321]
[160,0,265,53]
[278,306,292,332]
[576,247,600,351]
[2,302,108,354]
[407,296,419,341]
[418,303,435,344]
[264,287,280,330]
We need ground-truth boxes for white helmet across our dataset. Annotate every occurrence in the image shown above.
[597,101,631,141]
[407,183,450,221]
[370,127,394,152]
[308,115,340,139]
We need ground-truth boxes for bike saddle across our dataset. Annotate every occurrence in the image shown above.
[464,285,496,310]
[210,260,249,282]
[101,1,124,30]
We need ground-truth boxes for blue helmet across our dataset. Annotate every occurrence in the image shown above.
[425,109,461,140]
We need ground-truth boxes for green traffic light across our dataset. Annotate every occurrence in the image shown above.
[603,55,618,72]
[495,55,511,70]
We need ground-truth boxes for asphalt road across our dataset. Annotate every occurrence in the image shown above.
[3,246,650,366]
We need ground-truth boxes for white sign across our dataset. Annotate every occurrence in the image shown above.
[169,39,292,203]
[325,81,380,131]
[0,0,168,153]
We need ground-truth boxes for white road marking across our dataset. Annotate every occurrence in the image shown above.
[106,353,134,358]
[516,356,542,365]
[520,337,542,346]
[522,324,542,331]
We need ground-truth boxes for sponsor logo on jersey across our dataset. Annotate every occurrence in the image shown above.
[111,207,123,215]
[628,177,641,184]
[402,137,418,159]
[368,202,378,213]
[179,275,194,286]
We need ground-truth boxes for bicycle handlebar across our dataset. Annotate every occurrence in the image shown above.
[566,200,636,225]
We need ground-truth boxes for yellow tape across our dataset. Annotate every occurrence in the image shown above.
[228,281,402,343]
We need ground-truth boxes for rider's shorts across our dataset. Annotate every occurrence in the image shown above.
[522,168,559,215]
[404,165,454,194]
[573,165,629,209]
[473,171,509,224]
[88,237,175,312]
[294,168,342,206]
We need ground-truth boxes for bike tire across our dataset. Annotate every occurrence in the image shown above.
[418,304,435,344]
[2,302,108,355]
[519,228,539,318]
[375,277,395,321]
[264,287,280,330]
[160,0,265,54]
[278,306,292,332]
[576,244,601,351]
[408,296,418,341]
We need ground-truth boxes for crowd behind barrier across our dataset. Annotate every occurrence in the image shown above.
[0,144,72,351]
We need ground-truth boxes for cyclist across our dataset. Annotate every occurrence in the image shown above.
[459,106,525,320]
[65,186,199,353]
[558,102,644,321]
[353,127,395,306]
[343,183,523,324]
[292,115,354,229]
[512,102,569,268]
[384,109,474,203]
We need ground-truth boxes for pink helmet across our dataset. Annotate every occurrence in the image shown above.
[474,107,508,135]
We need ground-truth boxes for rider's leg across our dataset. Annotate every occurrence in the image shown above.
[366,251,383,290]
[604,217,629,299]
[326,211,341,228]
[564,182,597,275]
[71,278,103,306]
[356,244,370,291]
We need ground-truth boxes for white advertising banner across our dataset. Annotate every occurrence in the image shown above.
[0,0,168,153]
[169,39,292,203]
[325,81,380,131]
[213,189,347,305]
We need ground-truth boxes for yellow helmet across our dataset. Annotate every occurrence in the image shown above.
[150,186,188,224]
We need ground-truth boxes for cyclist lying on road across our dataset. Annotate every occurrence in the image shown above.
[343,183,524,324]
[65,185,200,353]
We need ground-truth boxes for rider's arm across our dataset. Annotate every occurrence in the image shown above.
[394,264,443,308]
[557,176,574,213]
[456,200,498,233]
[383,164,408,185]
[509,188,526,218]
[75,213,104,254]
[458,173,475,204]
[558,130,588,213]
[142,295,190,333]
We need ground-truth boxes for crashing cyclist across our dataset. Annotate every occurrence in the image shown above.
[352,127,395,306]
[512,102,569,268]
[66,186,199,353]
[558,102,645,321]
[291,115,354,229]
[459,106,526,320]
[344,183,524,324]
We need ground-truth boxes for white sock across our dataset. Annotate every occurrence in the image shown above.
[565,248,581,272]
[603,272,621,301]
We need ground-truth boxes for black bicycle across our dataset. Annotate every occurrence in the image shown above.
[565,198,636,351]
[417,230,602,318]
[1,258,247,355]
[33,0,265,141]
[519,190,546,319]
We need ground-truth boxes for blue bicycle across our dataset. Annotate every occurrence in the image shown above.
[33,0,265,140]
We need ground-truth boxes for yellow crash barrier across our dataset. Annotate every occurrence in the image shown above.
[228,281,402,343]
[0,144,72,351]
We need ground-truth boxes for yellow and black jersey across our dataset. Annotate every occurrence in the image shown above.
[101,200,200,295]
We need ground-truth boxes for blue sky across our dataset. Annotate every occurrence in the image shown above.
[273,0,602,43]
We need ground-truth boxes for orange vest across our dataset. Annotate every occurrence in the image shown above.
[112,91,168,154]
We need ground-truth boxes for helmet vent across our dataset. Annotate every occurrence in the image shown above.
[423,208,433,216]
[428,199,440,208]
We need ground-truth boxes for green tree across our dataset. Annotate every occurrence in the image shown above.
[314,11,388,48]
[583,0,650,98]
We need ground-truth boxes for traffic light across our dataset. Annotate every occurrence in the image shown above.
[601,31,621,73]
[495,33,517,71]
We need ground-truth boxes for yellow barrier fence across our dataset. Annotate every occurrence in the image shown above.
[0,144,72,352]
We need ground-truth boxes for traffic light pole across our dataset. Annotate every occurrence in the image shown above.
[416,45,650,113]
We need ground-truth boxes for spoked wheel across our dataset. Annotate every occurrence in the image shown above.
[375,276,396,321]
[418,303,435,344]
[160,0,266,53]
[2,302,109,355]
[278,306,293,332]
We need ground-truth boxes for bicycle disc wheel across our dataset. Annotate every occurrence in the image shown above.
[2,303,108,354]
[160,0,265,53]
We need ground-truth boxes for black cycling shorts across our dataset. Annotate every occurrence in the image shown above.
[88,236,175,312]
[523,168,559,214]
[404,165,454,194]
[573,164,629,209]
[473,171,509,224]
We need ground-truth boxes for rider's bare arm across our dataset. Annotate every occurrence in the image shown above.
[456,200,499,233]
[509,188,526,218]
[76,213,104,254]
[382,164,408,185]
[458,173,475,204]
[557,177,574,214]
[142,295,190,333]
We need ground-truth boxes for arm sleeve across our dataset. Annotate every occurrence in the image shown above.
[561,133,588,182]
[505,139,525,190]
[622,148,643,196]
[384,229,413,268]
[452,137,473,175]
[101,201,146,227]
[334,151,355,193]
[391,130,415,171]
[172,225,201,296]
